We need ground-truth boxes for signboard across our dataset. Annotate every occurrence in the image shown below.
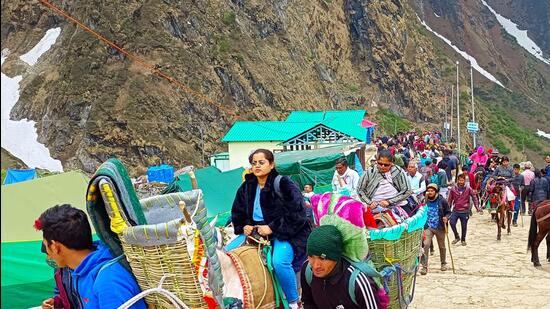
[467,122,479,132]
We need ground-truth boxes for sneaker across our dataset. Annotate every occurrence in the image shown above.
[461,241,467,246]
[440,264,448,271]
[420,267,428,275]
[452,239,460,245]
[513,222,518,227]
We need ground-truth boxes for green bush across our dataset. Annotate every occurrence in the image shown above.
[491,139,511,155]
[216,36,231,54]
[1,169,5,185]
[483,101,541,152]
[222,11,236,26]
[346,84,359,93]
[375,109,412,135]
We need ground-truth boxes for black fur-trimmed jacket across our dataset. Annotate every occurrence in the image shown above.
[231,169,311,269]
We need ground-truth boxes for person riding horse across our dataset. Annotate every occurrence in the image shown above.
[230,149,311,309]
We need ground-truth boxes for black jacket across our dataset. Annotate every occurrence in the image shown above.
[531,177,550,203]
[231,170,311,269]
[301,259,381,309]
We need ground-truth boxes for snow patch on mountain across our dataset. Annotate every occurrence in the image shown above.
[1,28,63,172]
[537,129,550,140]
[481,1,549,66]
[419,18,505,88]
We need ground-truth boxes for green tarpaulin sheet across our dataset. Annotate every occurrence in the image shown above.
[1,171,90,308]
[163,146,357,224]
[163,166,245,225]
[275,146,357,193]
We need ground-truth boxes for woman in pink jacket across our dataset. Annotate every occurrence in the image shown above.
[469,146,488,173]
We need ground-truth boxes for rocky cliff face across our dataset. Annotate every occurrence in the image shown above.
[2,0,441,174]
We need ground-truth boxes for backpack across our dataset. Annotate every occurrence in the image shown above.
[273,175,284,199]
[304,257,385,306]
[394,153,405,168]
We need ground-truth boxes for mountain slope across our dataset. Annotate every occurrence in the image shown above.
[1,0,548,172]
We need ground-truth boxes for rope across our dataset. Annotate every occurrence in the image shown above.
[255,241,269,308]
[117,274,190,309]
[37,0,235,119]
[244,235,271,308]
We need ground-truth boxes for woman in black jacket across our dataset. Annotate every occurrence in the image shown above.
[231,149,311,308]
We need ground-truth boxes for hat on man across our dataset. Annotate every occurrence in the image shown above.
[307,225,343,261]
[426,183,439,192]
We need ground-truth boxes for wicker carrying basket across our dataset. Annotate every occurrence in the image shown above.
[366,205,427,309]
[367,229,423,309]
[120,224,208,309]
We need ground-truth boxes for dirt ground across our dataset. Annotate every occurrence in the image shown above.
[410,212,550,308]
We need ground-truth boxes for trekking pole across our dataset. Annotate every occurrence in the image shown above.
[444,223,456,274]
[519,187,524,228]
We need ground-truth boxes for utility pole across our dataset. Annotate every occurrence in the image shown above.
[456,61,461,156]
[450,86,454,140]
[470,63,476,149]
[444,89,448,142]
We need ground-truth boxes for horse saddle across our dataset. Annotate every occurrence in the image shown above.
[226,245,275,309]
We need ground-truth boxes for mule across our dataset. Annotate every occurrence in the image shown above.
[490,186,512,240]
[527,200,550,267]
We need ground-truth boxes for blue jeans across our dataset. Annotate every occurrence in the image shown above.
[272,239,298,302]
[512,196,520,223]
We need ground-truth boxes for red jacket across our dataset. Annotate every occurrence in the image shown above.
[448,185,479,212]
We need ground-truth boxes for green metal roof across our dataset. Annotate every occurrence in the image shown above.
[222,110,367,142]
[287,110,367,141]
[286,110,365,122]
[222,121,316,142]
[285,111,326,122]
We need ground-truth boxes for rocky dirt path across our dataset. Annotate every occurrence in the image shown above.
[410,212,550,308]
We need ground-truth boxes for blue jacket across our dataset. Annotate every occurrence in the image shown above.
[72,241,146,309]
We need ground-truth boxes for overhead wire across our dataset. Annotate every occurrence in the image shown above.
[37,0,236,119]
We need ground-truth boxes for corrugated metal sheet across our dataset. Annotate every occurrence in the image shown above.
[222,121,316,142]
[222,110,370,142]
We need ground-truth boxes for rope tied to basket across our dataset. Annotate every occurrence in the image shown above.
[379,255,420,309]
[118,274,191,309]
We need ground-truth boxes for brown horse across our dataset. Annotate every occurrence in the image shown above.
[528,200,550,267]
[491,186,512,240]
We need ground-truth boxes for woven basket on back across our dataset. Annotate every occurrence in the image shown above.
[120,219,208,309]
[367,229,423,309]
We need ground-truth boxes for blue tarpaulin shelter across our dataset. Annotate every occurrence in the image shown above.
[3,169,37,185]
[147,165,174,183]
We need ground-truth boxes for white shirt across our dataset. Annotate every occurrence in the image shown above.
[332,168,360,196]
[407,171,426,196]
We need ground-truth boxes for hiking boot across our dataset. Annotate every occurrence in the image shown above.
[420,267,428,275]
[440,264,448,271]
[452,239,460,245]
[461,241,467,246]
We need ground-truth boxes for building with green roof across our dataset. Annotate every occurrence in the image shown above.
[222,110,371,169]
